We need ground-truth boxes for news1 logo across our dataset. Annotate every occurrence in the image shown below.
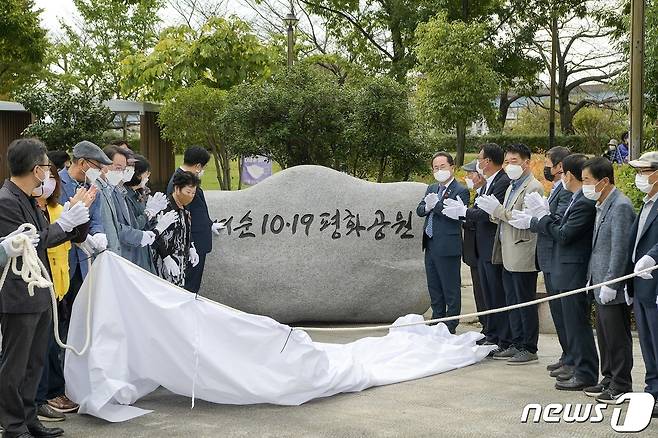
[520,393,655,432]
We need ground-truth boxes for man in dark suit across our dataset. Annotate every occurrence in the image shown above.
[443,143,511,352]
[525,154,599,391]
[167,146,221,293]
[626,151,658,418]
[530,146,573,375]
[0,139,91,438]
[417,152,470,334]
[461,160,487,335]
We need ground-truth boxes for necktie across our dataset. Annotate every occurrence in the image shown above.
[425,185,445,238]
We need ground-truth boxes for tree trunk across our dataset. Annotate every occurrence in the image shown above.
[238,156,243,190]
[455,120,467,167]
[496,90,510,133]
[558,87,575,134]
[377,156,387,182]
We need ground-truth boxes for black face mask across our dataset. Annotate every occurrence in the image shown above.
[543,166,554,182]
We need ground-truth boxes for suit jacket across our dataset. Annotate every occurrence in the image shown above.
[626,196,658,305]
[464,170,512,263]
[0,180,77,313]
[534,190,597,291]
[531,183,572,273]
[462,191,478,267]
[588,189,636,305]
[491,174,544,272]
[59,167,103,278]
[416,179,470,256]
[167,168,213,255]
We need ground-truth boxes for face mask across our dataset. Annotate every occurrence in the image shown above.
[106,170,124,187]
[433,169,451,183]
[543,166,554,182]
[505,164,524,180]
[198,169,205,178]
[561,175,568,191]
[466,178,475,190]
[85,167,101,185]
[123,166,135,182]
[41,177,56,198]
[476,160,485,175]
[635,174,655,194]
[582,184,601,201]
[139,175,149,189]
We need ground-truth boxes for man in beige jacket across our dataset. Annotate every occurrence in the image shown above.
[475,143,544,365]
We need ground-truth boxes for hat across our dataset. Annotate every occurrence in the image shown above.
[629,151,658,169]
[462,159,478,173]
[72,141,112,165]
[608,139,618,147]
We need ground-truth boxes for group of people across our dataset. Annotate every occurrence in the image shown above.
[419,142,658,417]
[603,131,630,164]
[0,138,221,438]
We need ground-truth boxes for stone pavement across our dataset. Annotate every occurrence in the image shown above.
[61,323,657,437]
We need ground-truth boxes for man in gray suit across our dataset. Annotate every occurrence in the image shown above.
[417,152,470,334]
[533,147,573,376]
[582,157,636,404]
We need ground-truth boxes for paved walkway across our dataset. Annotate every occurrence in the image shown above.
[61,322,657,437]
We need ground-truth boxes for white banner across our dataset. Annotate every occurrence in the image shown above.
[64,252,493,422]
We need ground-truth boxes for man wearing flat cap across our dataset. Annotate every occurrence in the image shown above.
[626,151,658,418]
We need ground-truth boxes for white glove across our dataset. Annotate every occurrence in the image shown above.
[56,202,90,232]
[625,288,634,306]
[1,231,40,257]
[474,194,501,215]
[599,285,617,304]
[145,192,168,217]
[524,192,550,218]
[211,222,226,236]
[189,243,199,267]
[163,255,180,277]
[424,193,440,212]
[91,233,108,251]
[442,198,467,220]
[155,210,179,235]
[140,231,156,247]
[509,209,533,230]
[634,255,656,279]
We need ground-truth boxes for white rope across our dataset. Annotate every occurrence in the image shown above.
[0,223,93,356]
[294,265,658,333]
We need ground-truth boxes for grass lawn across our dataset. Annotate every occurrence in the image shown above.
[177,153,479,191]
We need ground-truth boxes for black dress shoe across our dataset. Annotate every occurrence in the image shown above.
[546,360,563,372]
[555,371,575,381]
[26,423,63,438]
[652,401,658,418]
[555,376,595,391]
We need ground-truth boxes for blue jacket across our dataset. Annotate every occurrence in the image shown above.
[416,178,470,257]
[167,168,213,254]
[59,168,104,278]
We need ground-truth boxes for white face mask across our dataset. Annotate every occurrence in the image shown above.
[139,175,149,189]
[123,166,135,182]
[106,170,124,186]
[505,164,524,180]
[582,184,601,201]
[198,168,205,178]
[635,174,655,194]
[33,176,56,198]
[476,160,485,175]
[433,169,451,183]
[85,167,101,185]
[561,175,568,191]
[466,178,475,190]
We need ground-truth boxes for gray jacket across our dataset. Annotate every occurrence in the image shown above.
[588,189,637,305]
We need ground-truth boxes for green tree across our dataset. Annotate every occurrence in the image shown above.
[159,84,234,190]
[0,0,48,97]
[121,16,276,100]
[646,0,658,122]
[16,84,113,150]
[415,13,499,167]
[221,65,349,169]
[52,0,163,99]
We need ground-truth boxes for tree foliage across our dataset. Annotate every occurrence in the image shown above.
[0,0,49,97]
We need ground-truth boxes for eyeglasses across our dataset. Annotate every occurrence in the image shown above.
[84,159,102,170]
[34,164,50,170]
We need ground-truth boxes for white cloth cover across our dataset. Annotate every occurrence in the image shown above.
[64,252,494,422]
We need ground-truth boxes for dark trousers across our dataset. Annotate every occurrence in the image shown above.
[634,298,658,397]
[502,269,539,353]
[184,252,207,294]
[596,303,633,392]
[469,265,487,330]
[36,323,66,405]
[424,251,461,333]
[560,290,599,384]
[60,265,84,342]
[545,273,573,366]
[0,309,52,436]
[478,259,510,348]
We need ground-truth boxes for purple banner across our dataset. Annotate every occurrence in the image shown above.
[241,156,273,186]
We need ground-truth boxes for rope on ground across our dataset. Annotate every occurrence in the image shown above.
[0,223,93,356]
[293,265,658,333]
